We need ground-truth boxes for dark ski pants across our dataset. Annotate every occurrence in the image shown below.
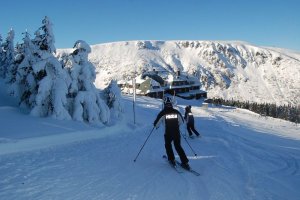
[187,123,200,136]
[164,134,189,164]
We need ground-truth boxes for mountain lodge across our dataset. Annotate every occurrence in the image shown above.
[118,69,207,100]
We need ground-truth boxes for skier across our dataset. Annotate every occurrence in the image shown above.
[153,97,190,170]
[184,105,201,138]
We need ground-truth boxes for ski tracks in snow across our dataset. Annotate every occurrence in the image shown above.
[1,101,300,200]
[196,105,300,200]
[0,122,133,156]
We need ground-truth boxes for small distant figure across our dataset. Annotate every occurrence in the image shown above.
[184,105,201,138]
[153,97,190,170]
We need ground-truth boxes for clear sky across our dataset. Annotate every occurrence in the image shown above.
[1,0,299,51]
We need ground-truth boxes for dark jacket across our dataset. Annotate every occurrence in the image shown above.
[154,106,184,135]
[184,106,194,124]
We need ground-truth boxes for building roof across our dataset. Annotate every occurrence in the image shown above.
[142,72,165,85]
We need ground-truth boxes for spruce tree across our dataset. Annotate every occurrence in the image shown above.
[103,80,124,118]
[33,16,56,53]
[0,29,15,79]
[29,16,71,120]
[0,34,2,67]
[9,31,38,107]
[66,40,110,124]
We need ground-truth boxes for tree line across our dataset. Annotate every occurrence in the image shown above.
[0,16,123,124]
[210,98,300,124]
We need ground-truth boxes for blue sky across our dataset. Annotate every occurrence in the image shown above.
[1,0,300,51]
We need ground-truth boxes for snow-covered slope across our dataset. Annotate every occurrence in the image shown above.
[1,79,300,199]
[84,40,300,106]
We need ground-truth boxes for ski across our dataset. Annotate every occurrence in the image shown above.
[175,160,200,176]
[183,135,201,139]
[162,155,183,173]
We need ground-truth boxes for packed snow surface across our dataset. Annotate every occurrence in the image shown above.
[0,81,300,200]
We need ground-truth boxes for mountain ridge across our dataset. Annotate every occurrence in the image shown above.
[58,40,300,106]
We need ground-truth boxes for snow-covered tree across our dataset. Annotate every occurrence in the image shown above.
[0,34,2,65]
[6,42,21,85]
[103,80,124,118]
[0,29,15,79]
[8,31,38,107]
[28,17,71,120]
[66,40,110,124]
[0,34,3,78]
[7,42,24,98]
[33,16,56,53]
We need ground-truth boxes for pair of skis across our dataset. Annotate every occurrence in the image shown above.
[183,134,201,139]
[163,155,200,176]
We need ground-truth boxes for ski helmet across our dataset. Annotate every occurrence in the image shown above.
[164,96,173,107]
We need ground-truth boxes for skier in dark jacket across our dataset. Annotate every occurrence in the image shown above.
[184,105,200,138]
[153,97,190,170]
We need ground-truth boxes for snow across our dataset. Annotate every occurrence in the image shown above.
[0,79,300,200]
[60,40,300,106]
[73,40,91,53]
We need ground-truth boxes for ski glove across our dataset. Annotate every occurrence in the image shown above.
[153,122,160,129]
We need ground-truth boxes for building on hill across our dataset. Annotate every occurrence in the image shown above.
[117,70,207,100]
[117,75,165,98]
[165,71,207,99]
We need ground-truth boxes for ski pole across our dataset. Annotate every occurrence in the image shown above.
[180,130,197,156]
[133,127,155,162]
[184,123,188,138]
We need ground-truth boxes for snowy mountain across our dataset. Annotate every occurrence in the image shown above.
[70,40,300,106]
[1,79,300,200]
